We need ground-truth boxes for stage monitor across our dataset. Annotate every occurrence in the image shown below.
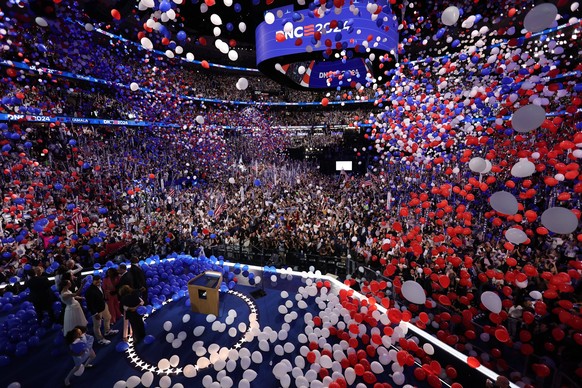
[335,161,352,171]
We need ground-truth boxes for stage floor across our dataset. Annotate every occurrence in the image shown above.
[0,257,492,388]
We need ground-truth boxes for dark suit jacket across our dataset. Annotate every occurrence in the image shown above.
[129,265,146,290]
[27,275,54,305]
[117,271,134,292]
[85,284,106,315]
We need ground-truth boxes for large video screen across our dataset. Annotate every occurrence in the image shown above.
[335,161,353,171]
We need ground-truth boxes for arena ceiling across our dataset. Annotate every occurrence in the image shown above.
[32,0,577,70]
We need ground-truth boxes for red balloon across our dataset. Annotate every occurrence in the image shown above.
[414,367,427,381]
[111,9,121,20]
[362,371,377,384]
[533,363,551,378]
[467,356,481,369]
[494,328,510,343]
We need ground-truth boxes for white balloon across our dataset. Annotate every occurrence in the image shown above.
[541,207,578,234]
[194,326,205,336]
[243,369,258,382]
[196,115,205,125]
[239,22,247,33]
[481,291,502,314]
[35,17,48,27]
[224,0,233,6]
[183,364,197,378]
[236,77,249,90]
[141,37,153,50]
[200,3,208,13]
[158,358,171,370]
[251,351,263,364]
[182,314,191,323]
[371,361,384,374]
[85,23,94,31]
[345,367,356,385]
[401,280,426,305]
[320,355,333,369]
[228,50,238,61]
[210,13,222,26]
[524,3,558,33]
[170,355,180,367]
[469,157,487,173]
[197,357,211,369]
[482,160,492,174]
[511,104,546,133]
[423,343,434,355]
[130,82,139,91]
[126,376,141,388]
[489,191,518,215]
[505,228,528,244]
[186,52,195,62]
[140,371,154,387]
[511,160,535,178]
[393,371,405,385]
[265,12,275,24]
[441,6,460,26]
[240,356,251,370]
[159,375,171,388]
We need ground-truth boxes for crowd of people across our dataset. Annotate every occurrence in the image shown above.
[0,0,581,387]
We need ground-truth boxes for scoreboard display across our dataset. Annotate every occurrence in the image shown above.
[256,2,398,90]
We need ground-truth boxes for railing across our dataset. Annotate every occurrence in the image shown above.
[207,243,348,277]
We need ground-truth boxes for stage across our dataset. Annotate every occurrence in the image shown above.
[0,255,511,387]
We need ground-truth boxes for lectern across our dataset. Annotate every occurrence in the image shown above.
[187,271,222,315]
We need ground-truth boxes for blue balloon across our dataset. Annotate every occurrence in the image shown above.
[115,341,129,352]
[176,30,187,41]
[143,335,155,344]
[159,0,172,12]
[234,3,242,12]
[71,341,86,354]
[253,179,261,187]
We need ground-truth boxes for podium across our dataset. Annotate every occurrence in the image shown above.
[188,271,222,315]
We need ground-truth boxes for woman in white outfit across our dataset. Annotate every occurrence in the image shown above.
[60,279,88,335]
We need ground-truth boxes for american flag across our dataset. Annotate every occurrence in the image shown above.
[167,188,175,198]
[72,211,83,228]
[214,202,226,218]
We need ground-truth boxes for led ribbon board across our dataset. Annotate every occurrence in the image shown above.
[256,2,399,90]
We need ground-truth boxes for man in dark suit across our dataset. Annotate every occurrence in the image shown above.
[26,266,56,323]
[129,258,148,303]
[117,263,134,292]
[85,275,118,345]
